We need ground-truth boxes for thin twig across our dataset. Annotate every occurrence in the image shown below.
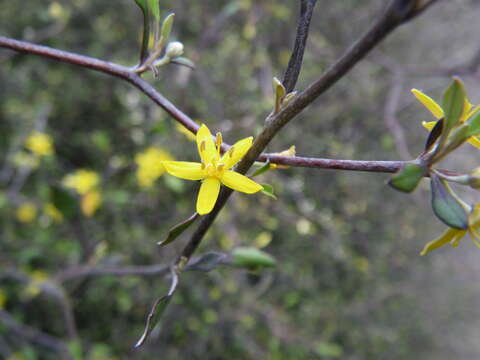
[282,0,317,92]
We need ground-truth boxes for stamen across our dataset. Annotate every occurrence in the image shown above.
[216,132,222,154]
[228,147,235,158]
[201,162,206,170]
[217,164,224,172]
[200,141,206,153]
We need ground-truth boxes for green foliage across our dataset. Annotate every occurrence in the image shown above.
[389,163,426,193]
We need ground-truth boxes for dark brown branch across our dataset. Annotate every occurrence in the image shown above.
[177,0,439,263]
[282,0,317,92]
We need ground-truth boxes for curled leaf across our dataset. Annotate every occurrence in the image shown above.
[158,212,199,246]
[430,173,468,229]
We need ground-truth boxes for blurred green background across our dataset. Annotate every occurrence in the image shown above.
[2,0,480,359]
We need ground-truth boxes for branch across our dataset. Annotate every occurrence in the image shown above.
[282,0,317,92]
[177,0,439,264]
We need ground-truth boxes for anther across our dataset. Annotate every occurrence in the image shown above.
[200,141,206,153]
[216,132,222,152]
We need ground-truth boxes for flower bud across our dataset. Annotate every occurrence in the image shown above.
[165,41,184,58]
[468,168,480,189]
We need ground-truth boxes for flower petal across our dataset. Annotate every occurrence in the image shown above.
[411,89,444,119]
[422,121,436,132]
[196,124,217,164]
[466,105,480,121]
[197,177,221,215]
[221,170,263,194]
[420,228,466,256]
[467,136,480,149]
[221,137,253,169]
[163,161,205,180]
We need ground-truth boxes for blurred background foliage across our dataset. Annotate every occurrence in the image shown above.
[2,0,480,359]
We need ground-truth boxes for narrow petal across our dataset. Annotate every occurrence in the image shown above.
[163,161,205,180]
[221,137,253,169]
[196,124,217,163]
[197,177,221,215]
[467,136,480,149]
[221,170,263,194]
[466,105,480,121]
[422,121,436,131]
[420,228,466,256]
[411,89,444,119]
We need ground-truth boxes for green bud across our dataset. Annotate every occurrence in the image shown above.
[231,247,276,269]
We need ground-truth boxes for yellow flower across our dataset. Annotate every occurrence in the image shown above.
[25,131,54,157]
[411,88,480,148]
[162,124,263,215]
[135,146,173,188]
[44,202,64,222]
[81,190,102,217]
[63,169,99,195]
[15,202,37,223]
[421,204,480,255]
[269,145,296,169]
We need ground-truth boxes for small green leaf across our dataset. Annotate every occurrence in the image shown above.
[158,212,199,246]
[252,161,271,177]
[273,77,286,113]
[134,269,178,348]
[430,173,468,229]
[467,111,480,137]
[161,13,175,41]
[148,0,160,21]
[388,163,426,193]
[231,247,276,269]
[134,0,150,63]
[185,252,229,272]
[261,184,277,199]
[442,77,465,130]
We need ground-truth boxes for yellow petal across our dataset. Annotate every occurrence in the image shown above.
[220,170,263,194]
[221,137,253,169]
[197,177,221,215]
[467,136,480,149]
[411,89,444,119]
[466,105,480,121]
[422,121,436,131]
[196,124,217,164]
[81,190,102,217]
[420,228,466,256]
[163,161,205,180]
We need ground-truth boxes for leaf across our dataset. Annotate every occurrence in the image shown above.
[157,212,199,246]
[442,77,465,130]
[148,0,160,21]
[430,173,468,229]
[185,252,230,272]
[161,13,175,41]
[51,186,77,219]
[252,161,271,177]
[231,247,276,269]
[388,163,426,193]
[273,77,286,113]
[467,111,480,137]
[133,0,150,63]
[134,267,178,348]
[261,184,277,199]
[424,118,444,151]
[170,57,195,69]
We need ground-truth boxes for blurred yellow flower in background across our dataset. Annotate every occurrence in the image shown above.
[81,190,102,217]
[63,169,102,217]
[25,131,54,157]
[44,202,64,222]
[63,169,99,195]
[135,146,173,188]
[15,202,37,223]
